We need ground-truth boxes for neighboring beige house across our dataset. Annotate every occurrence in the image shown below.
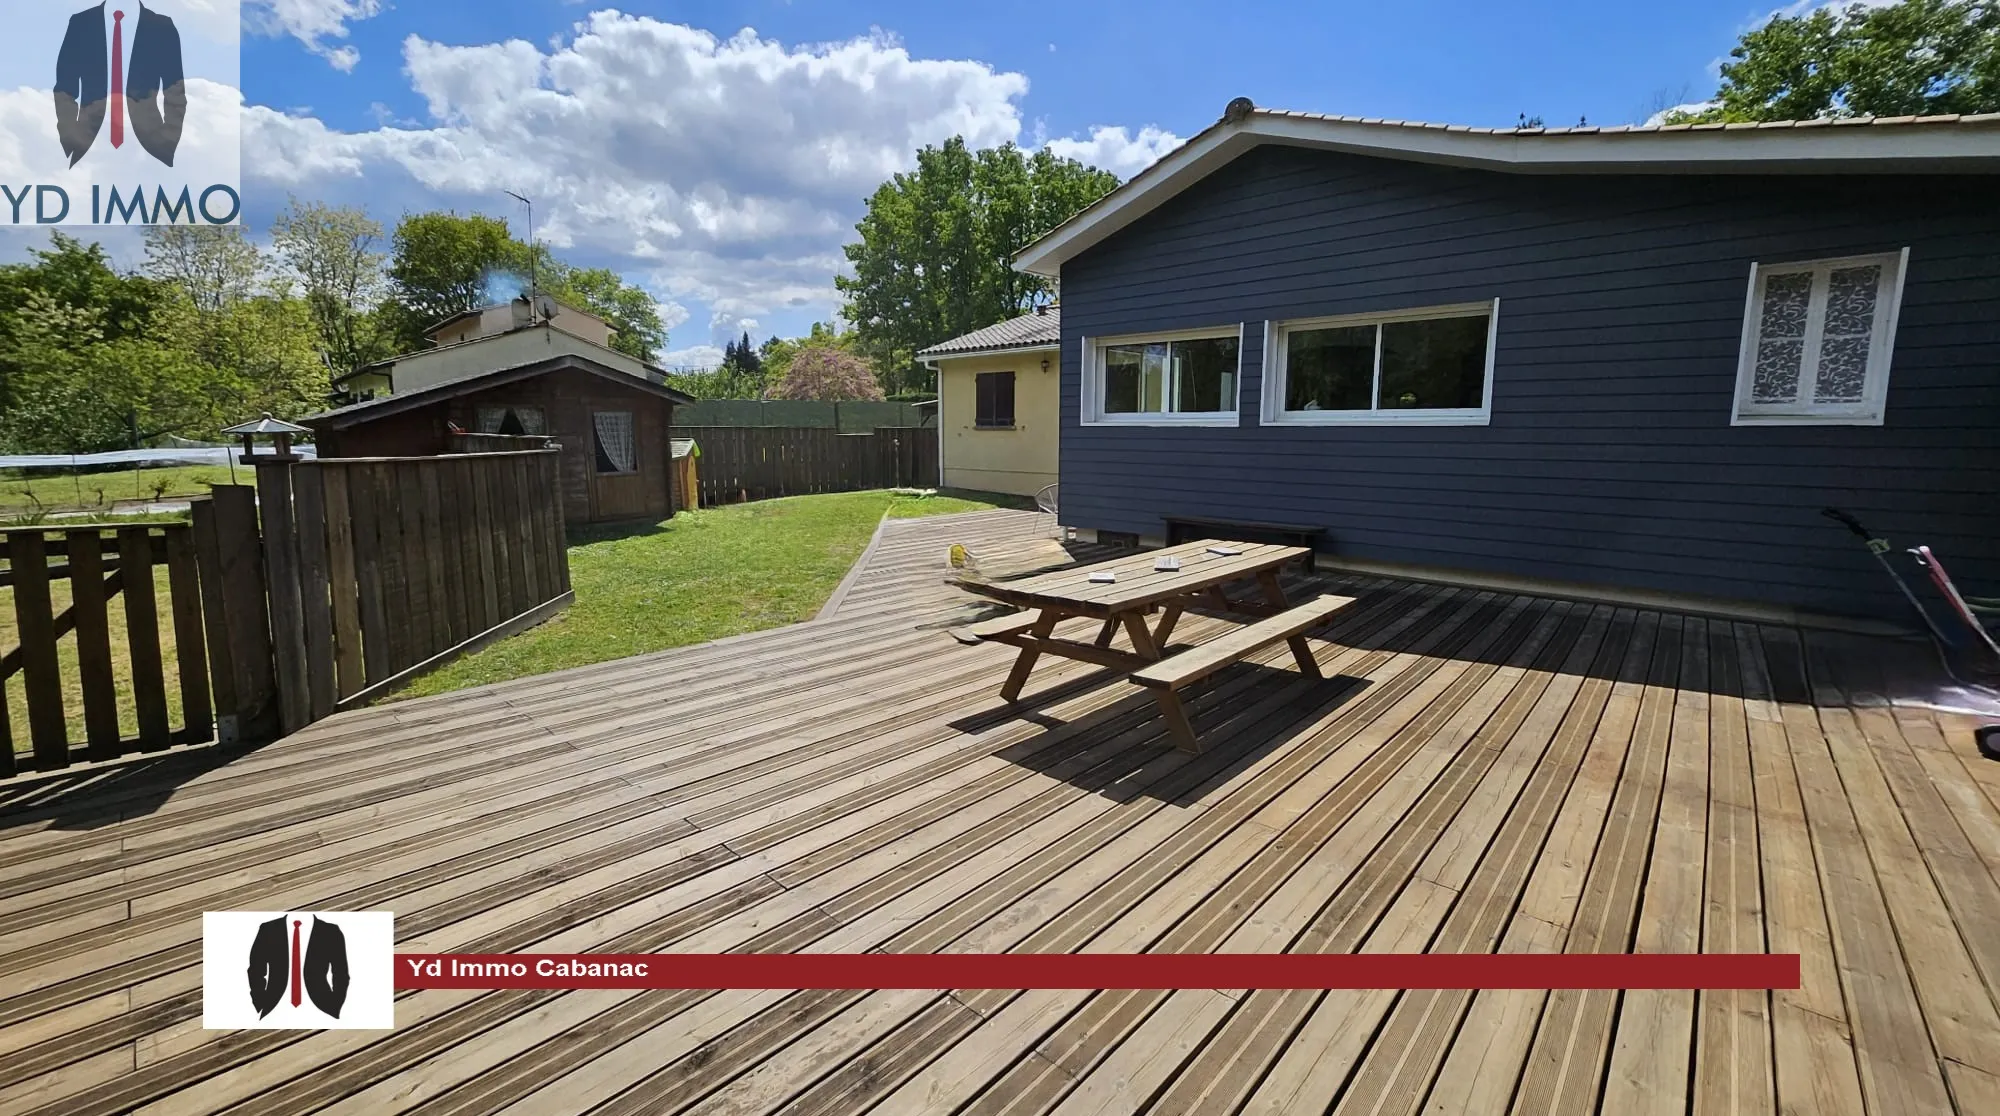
[919,305,1060,498]
[332,294,624,401]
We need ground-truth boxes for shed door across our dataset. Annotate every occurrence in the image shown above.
[587,407,653,520]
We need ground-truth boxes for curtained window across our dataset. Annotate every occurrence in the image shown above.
[592,411,637,474]
[474,405,546,435]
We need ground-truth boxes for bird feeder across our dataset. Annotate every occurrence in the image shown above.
[221,413,311,464]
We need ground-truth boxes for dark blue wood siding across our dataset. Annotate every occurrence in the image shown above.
[1058,144,1999,621]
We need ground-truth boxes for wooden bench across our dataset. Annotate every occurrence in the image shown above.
[947,610,1037,646]
[1163,516,1325,571]
[1128,593,1355,752]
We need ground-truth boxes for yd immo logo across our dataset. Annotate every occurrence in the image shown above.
[203,912,396,1030]
[55,3,186,168]
[0,1,240,226]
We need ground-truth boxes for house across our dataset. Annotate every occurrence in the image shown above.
[330,294,619,402]
[304,296,696,525]
[919,305,1061,497]
[1015,99,2000,624]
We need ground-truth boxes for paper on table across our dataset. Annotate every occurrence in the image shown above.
[1089,572,1117,584]
[1206,546,1242,557]
[1154,556,1181,572]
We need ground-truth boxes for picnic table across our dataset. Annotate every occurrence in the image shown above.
[949,539,1355,751]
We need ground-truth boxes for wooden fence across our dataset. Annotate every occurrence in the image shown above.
[256,449,574,733]
[681,425,939,507]
[1,450,574,776]
[0,522,212,775]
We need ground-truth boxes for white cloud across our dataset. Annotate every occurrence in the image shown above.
[245,1,387,72]
[1644,100,1719,126]
[1046,125,1184,179]
[243,14,1158,339]
[659,344,725,370]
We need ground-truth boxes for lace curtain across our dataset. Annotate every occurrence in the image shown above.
[593,411,636,473]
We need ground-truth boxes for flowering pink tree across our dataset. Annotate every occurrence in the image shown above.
[769,346,883,401]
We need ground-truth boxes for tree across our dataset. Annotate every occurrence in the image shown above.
[142,224,262,312]
[1669,0,2000,122]
[719,329,764,384]
[0,290,214,452]
[379,211,667,361]
[757,321,859,396]
[769,346,883,401]
[271,198,391,378]
[0,233,163,412]
[541,263,667,363]
[379,211,528,352]
[836,139,1116,393]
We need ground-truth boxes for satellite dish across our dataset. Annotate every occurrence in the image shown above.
[536,294,558,321]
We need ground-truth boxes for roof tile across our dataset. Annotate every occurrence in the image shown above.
[918,308,1062,357]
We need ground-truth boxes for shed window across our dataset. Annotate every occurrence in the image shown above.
[592,411,637,474]
[975,371,1016,428]
[1732,249,1906,426]
[475,405,546,435]
[1082,327,1241,426]
[1262,301,1498,426]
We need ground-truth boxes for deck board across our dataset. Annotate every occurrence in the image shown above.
[0,509,1992,1116]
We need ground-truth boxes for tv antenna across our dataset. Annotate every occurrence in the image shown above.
[504,190,536,299]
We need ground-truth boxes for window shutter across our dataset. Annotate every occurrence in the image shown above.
[996,371,1015,427]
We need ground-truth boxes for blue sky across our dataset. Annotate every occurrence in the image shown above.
[27,1,1814,366]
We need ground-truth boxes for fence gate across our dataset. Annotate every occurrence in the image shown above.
[0,522,215,775]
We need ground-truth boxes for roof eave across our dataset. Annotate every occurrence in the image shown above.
[306,354,696,428]
[1013,111,2000,278]
[918,341,1062,363]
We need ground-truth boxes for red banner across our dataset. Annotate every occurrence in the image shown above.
[394,953,1800,990]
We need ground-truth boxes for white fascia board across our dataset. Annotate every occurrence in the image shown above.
[1014,114,2000,278]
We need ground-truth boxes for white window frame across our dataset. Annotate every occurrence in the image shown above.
[1080,324,1244,427]
[1731,248,1907,427]
[1259,300,1500,427]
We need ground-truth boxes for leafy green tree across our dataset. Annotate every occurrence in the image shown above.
[379,211,667,362]
[142,224,263,312]
[271,198,392,378]
[0,233,163,412]
[836,139,1116,393]
[541,263,667,363]
[379,211,527,352]
[1669,0,2000,122]
[0,290,213,452]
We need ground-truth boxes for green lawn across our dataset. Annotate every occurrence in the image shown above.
[397,487,1023,699]
[0,464,241,515]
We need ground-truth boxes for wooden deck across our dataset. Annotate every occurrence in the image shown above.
[1,508,1997,1115]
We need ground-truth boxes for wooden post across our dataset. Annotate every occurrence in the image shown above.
[545,450,570,595]
[67,530,121,760]
[256,463,310,736]
[163,525,213,745]
[471,459,501,631]
[320,466,366,702]
[208,486,277,743]
[10,531,69,769]
[291,465,338,721]
[190,496,239,743]
[119,525,172,750]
